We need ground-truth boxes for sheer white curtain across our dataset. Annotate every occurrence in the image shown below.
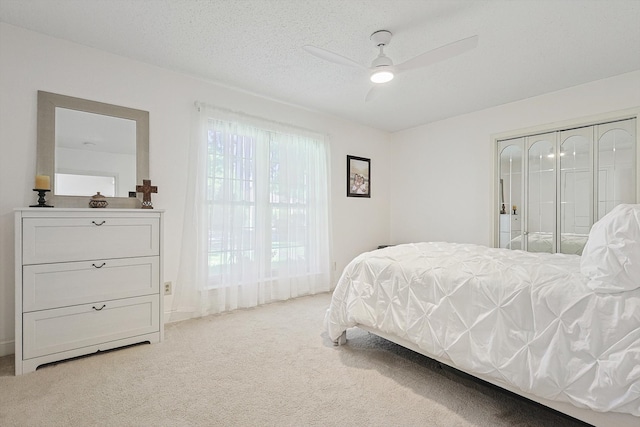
[171,104,332,320]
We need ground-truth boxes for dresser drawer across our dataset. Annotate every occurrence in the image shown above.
[23,295,159,359]
[23,256,159,312]
[22,217,159,264]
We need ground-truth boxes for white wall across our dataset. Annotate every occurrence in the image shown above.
[390,70,640,246]
[0,23,392,356]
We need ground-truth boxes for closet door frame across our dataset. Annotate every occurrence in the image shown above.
[492,107,639,250]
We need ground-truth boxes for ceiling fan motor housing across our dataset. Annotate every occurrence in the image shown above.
[370,30,392,47]
[371,54,393,68]
[370,30,394,69]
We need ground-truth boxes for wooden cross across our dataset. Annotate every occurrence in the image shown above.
[136,179,157,209]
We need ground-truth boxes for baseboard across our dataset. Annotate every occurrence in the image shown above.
[0,339,14,357]
[165,310,192,323]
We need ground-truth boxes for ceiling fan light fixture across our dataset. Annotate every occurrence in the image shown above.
[303,29,479,100]
[369,46,394,84]
[370,69,394,83]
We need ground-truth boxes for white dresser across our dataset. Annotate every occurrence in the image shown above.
[498,214,521,249]
[15,208,164,375]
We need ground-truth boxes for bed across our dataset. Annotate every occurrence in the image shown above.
[507,231,589,255]
[326,204,640,427]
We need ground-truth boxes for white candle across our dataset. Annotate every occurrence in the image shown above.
[35,175,50,190]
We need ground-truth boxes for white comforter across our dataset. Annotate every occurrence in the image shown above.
[326,242,640,416]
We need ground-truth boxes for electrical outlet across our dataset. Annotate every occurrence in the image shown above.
[164,281,172,295]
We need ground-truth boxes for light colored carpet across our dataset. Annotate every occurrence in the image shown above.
[0,293,587,426]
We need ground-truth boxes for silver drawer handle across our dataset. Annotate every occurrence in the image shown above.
[92,304,106,311]
[92,263,106,268]
[91,220,106,226]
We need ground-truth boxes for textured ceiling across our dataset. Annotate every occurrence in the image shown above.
[1,0,639,132]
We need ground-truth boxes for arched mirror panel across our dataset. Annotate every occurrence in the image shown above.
[498,142,523,249]
[526,135,556,253]
[559,128,592,255]
[597,120,636,220]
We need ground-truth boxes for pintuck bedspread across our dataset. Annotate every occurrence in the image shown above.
[325,242,640,416]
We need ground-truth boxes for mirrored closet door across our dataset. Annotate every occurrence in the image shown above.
[597,121,637,219]
[496,117,637,255]
[527,132,556,253]
[498,141,523,249]
[559,127,593,254]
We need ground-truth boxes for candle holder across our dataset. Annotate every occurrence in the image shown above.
[30,189,54,208]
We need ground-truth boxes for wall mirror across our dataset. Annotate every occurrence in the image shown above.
[37,91,149,208]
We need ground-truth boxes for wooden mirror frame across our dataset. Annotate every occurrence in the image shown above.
[37,91,149,208]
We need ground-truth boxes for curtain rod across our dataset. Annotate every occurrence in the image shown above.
[194,101,328,140]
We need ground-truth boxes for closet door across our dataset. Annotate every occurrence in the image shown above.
[559,127,592,255]
[526,133,556,253]
[495,116,637,253]
[498,139,523,249]
[596,118,637,219]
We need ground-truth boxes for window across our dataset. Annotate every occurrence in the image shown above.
[205,119,328,290]
[173,106,330,317]
[55,172,116,197]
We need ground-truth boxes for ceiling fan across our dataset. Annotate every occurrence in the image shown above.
[303,30,479,102]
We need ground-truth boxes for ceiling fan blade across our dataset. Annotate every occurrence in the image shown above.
[303,45,365,69]
[396,35,478,72]
[365,85,383,103]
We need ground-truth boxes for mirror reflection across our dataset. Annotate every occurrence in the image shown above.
[497,118,636,254]
[598,126,635,219]
[527,136,555,253]
[55,108,137,197]
[559,130,592,255]
[498,143,522,249]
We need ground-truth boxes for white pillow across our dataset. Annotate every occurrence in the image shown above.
[580,204,640,292]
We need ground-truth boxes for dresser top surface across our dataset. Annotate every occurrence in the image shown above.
[15,208,164,218]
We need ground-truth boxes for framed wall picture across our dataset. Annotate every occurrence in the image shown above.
[347,155,370,198]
